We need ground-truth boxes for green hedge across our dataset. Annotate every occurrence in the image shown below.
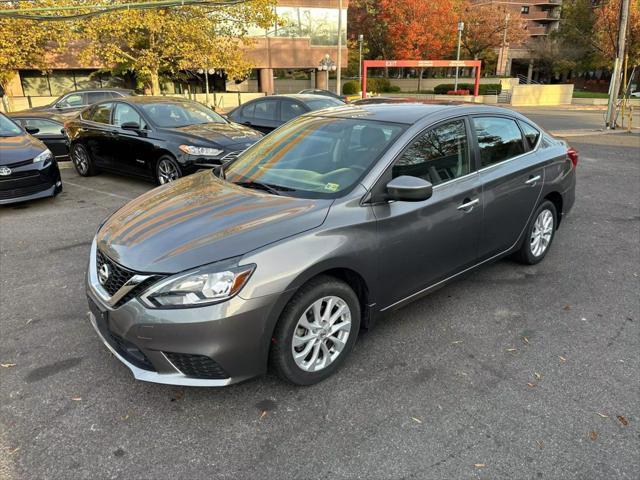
[433,83,502,95]
[343,80,360,95]
[367,77,392,93]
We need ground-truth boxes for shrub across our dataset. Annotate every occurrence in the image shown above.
[343,80,360,95]
[388,85,401,93]
[367,77,392,93]
[434,83,502,95]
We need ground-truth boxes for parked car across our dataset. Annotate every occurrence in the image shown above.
[227,94,344,133]
[18,88,134,115]
[298,88,349,102]
[86,103,576,387]
[0,112,62,205]
[9,112,70,160]
[65,96,263,184]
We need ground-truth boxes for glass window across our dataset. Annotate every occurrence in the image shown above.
[20,119,62,135]
[140,101,226,128]
[225,116,405,198]
[280,100,305,121]
[392,120,470,185]
[521,6,529,14]
[0,114,23,136]
[87,91,114,104]
[519,121,540,149]
[57,93,85,108]
[113,103,144,128]
[254,100,277,121]
[306,98,344,110]
[89,102,114,124]
[242,102,256,119]
[473,117,525,168]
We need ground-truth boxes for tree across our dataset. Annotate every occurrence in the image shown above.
[594,0,640,66]
[0,1,71,109]
[552,0,598,72]
[529,36,578,83]
[348,0,390,61]
[457,1,528,62]
[78,1,277,94]
[379,0,458,90]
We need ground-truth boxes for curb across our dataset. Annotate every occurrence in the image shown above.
[550,128,640,138]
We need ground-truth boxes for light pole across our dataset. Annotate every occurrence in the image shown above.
[454,21,464,91]
[498,13,510,76]
[197,68,215,107]
[318,54,336,90]
[358,34,364,90]
[336,0,343,96]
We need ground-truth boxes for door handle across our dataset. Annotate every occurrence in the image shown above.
[525,175,541,185]
[457,198,479,212]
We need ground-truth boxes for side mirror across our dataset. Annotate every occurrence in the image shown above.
[25,126,40,135]
[54,103,63,109]
[120,121,141,131]
[386,175,433,202]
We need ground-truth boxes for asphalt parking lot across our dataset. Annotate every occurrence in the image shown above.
[1,110,639,479]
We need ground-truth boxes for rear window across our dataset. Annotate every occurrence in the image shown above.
[519,121,541,149]
[305,98,344,110]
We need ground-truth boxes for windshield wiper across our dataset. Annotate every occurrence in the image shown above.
[234,181,296,195]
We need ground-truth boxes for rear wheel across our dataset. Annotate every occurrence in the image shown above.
[514,200,557,265]
[156,156,182,185]
[270,276,361,385]
[71,143,98,176]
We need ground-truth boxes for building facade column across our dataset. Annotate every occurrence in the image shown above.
[258,68,274,94]
[526,61,534,84]
[316,70,328,90]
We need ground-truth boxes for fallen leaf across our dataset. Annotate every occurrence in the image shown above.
[521,336,529,344]
[589,431,598,441]
[171,389,185,402]
[527,383,536,388]
[411,417,422,424]
[563,305,571,311]
[121,414,129,421]
[536,440,544,449]
[581,317,587,322]
[617,415,629,426]
[596,412,609,418]
[451,340,463,345]
[559,356,567,363]
[71,397,82,401]
[8,447,20,455]
[260,410,268,419]
[506,348,517,352]
[474,464,486,468]
[26,318,34,325]
[0,363,16,368]
[534,372,543,380]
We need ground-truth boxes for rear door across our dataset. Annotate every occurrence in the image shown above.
[82,102,116,168]
[472,115,544,260]
[249,98,280,133]
[20,118,68,158]
[280,99,308,125]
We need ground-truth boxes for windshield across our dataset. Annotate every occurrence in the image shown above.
[306,98,344,110]
[225,115,406,198]
[0,114,23,137]
[141,101,227,128]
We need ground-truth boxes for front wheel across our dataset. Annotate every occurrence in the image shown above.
[155,156,182,185]
[270,276,361,385]
[514,200,557,265]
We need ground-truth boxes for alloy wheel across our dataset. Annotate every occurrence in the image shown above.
[158,159,179,184]
[73,146,89,175]
[530,209,554,257]
[291,296,352,372]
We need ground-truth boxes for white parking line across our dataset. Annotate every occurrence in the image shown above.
[63,180,134,201]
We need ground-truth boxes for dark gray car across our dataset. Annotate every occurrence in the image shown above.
[86,103,576,386]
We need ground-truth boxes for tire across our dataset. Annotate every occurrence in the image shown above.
[270,276,361,385]
[71,143,98,177]
[514,200,557,265]
[155,156,182,185]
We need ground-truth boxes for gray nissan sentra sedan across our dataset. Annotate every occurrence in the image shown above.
[86,103,576,386]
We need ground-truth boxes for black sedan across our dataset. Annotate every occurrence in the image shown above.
[0,113,62,205]
[227,94,344,133]
[9,112,70,160]
[65,97,263,184]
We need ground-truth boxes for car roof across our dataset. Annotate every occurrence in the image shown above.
[259,94,343,102]
[307,102,519,125]
[65,88,135,94]
[112,96,201,105]
[7,111,66,123]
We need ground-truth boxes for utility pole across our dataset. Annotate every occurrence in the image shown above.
[336,0,343,96]
[606,0,630,129]
[358,33,364,88]
[498,13,510,76]
[454,21,464,91]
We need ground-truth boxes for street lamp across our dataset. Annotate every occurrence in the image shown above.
[197,67,216,107]
[358,34,364,89]
[454,21,464,91]
[318,54,336,89]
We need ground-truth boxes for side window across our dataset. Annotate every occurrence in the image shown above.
[280,100,305,122]
[22,119,62,135]
[89,102,114,124]
[473,117,525,168]
[113,103,144,128]
[519,121,541,150]
[392,119,470,186]
[242,102,255,119]
[254,100,277,121]
[57,93,84,108]
[87,92,113,104]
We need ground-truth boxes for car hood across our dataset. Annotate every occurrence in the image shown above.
[97,171,332,273]
[0,134,46,164]
[162,122,262,149]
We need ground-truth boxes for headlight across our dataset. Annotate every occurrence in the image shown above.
[33,149,53,164]
[178,145,224,157]
[139,263,255,308]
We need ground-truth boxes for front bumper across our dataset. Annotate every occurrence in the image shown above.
[0,160,61,205]
[86,240,283,386]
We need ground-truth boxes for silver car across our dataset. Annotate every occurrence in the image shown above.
[86,103,577,386]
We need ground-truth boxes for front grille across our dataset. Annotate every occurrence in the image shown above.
[164,352,229,380]
[5,159,34,169]
[108,331,155,371]
[0,171,44,191]
[114,276,159,308]
[96,250,135,297]
[0,182,51,200]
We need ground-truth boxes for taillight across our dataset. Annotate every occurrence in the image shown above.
[567,147,578,168]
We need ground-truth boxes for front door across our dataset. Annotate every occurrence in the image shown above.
[372,118,483,307]
[471,116,544,260]
[111,103,153,177]
[21,119,68,159]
